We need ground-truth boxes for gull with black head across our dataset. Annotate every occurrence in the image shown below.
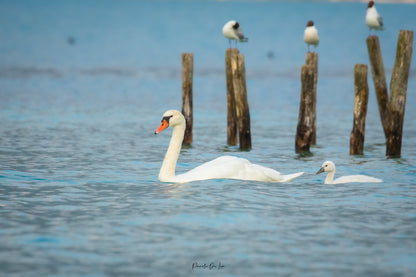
[366,1,384,36]
[304,20,319,53]
[222,20,248,49]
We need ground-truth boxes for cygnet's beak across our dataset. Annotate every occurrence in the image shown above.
[316,167,325,175]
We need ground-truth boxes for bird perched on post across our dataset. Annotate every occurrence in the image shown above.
[366,0,384,36]
[222,20,248,49]
[303,20,319,53]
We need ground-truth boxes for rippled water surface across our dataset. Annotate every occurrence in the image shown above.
[1,0,416,276]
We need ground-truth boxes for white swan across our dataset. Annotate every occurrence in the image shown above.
[316,161,382,184]
[304,20,319,53]
[222,20,248,49]
[155,110,304,183]
[366,1,384,35]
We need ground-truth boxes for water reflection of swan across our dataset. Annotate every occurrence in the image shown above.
[316,161,382,184]
[155,110,303,183]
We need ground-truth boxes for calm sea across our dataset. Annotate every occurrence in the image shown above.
[1,0,416,276]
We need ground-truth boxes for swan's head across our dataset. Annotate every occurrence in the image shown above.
[155,110,185,134]
[316,161,335,174]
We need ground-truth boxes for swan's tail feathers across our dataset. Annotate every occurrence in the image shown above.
[281,172,304,182]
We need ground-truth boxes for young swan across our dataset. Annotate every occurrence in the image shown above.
[303,20,319,52]
[316,161,382,184]
[222,20,248,49]
[366,0,384,35]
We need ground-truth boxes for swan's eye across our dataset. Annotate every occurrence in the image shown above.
[161,115,173,124]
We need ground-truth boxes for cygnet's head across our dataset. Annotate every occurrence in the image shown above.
[316,161,336,174]
[155,110,185,134]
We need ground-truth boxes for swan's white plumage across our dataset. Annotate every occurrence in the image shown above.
[156,110,303,184]
[316,161,382,184]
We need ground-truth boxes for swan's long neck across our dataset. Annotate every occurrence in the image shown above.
[325,169,335,184]
[159,122,185,182]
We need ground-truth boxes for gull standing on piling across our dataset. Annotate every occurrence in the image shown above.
[366,1,384,36]
[303,20,319,53]
[222,20,248,49]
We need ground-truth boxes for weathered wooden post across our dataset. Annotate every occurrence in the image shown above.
[230,53,251,150]
[305,52,318,145]
[295,65,315,153]
[350,64,369,155]
[386,30,413,156]
[181,53,193,145]
[367,31,413,156]
[225,48,239,146]
[366,36,389,138]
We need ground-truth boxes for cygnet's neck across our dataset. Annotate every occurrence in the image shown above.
[159,123,185,182]
[325,169,335,184]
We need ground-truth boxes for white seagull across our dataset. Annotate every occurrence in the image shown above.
[366,1,384,35]
[304,20,319,53]
[222,20,248,49]
[316,161,382,184]
[155,110,303,183]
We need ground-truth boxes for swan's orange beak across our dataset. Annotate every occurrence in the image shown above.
[155,119,169,134]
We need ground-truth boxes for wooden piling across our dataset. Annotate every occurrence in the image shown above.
[181,53,193,145]
[225,49,239,146]
[366,36,390,138]
[350,64,369,155]
[295,65,315,153]
[230,53,251,150]
[305,52,318,145]
[386,30,413,156]
[367,31,413,156]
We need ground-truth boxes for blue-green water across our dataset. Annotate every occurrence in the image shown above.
[1,0,416,276]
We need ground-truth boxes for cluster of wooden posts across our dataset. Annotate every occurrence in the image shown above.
[181,30,413,157]
[296,30,413,157]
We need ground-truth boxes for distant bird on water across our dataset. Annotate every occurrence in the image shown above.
[303,20,319,53]
[222,20,248,49]
[366,0,384,35]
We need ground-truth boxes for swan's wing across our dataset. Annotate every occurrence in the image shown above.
[278,172,304,182]
[244,163,303,182]
[174,156,248,183]
[175,156,303,183]
[198,156,284,182]
[333,175,382,184]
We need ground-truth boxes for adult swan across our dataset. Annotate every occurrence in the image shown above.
[155,110,304,183]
